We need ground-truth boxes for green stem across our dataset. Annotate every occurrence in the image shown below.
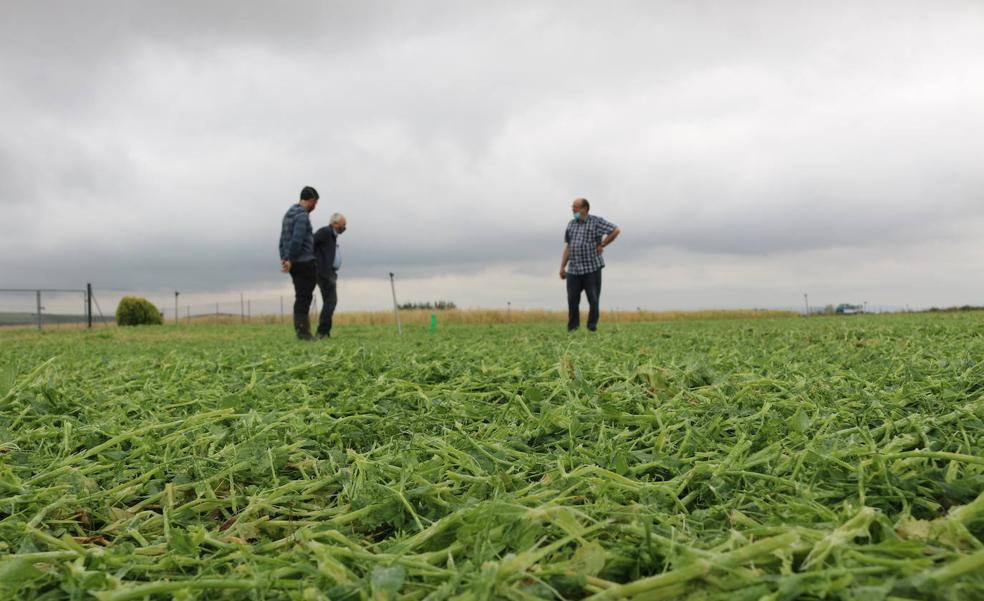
[585,532,799,601]
[885,451,984,466]
[92,578,261,601]
[925,549,984,583]
[0,550,79,562]
[585,560,710,600]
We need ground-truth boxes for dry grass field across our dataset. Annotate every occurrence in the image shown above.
[178,308,797,327]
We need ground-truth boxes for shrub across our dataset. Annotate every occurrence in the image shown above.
[116,296,164,326]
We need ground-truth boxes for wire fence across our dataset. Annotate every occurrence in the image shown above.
[101,290,299,325]
[0,283,916,331]
[0,285,311,329]
[0,288,90,329]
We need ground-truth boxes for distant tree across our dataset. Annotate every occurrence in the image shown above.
[924,305,984,313]
[398,300,457,311]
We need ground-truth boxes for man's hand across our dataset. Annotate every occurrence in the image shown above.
[281,260,291,273]
[559,268,567,280]
[596,244,604,255]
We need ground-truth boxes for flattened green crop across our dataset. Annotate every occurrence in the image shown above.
[1,315,982,599]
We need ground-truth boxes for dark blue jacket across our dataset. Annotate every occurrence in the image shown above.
[279,204,314,262]
[313,226,338,278]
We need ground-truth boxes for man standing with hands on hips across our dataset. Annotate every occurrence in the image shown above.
[313,213,347,339]
[559,198,620,332]
[279,186,319,340]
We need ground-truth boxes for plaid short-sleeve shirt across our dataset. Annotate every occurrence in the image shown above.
[564,214,617,275]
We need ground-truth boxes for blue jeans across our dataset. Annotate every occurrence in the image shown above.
[566,269,602,331]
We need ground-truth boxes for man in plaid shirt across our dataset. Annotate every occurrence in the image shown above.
[560,198,621,331]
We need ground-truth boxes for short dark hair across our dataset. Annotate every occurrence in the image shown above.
[300,186,319,201]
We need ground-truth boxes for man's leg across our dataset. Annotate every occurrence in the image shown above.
[290,261,316,340]
[566,273,584,331]
[585,269,602,331]
[316,271,338,337]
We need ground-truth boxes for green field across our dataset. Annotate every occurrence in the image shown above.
[1,315,983,600]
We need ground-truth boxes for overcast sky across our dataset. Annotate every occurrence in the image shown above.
[2,1,983,313]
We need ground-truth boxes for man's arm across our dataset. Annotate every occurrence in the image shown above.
[596,226,621,254]
[559,243,570,279]
[279,216,292,272]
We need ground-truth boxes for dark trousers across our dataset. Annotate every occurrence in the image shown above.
[289,261,317,317]
[566,269,602,331]
[316,270,338,335]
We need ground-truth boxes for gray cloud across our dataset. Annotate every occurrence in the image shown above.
[2,1,983,309]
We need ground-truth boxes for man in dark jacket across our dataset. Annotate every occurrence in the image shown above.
[313,213,346,339]
[279,186,319,340]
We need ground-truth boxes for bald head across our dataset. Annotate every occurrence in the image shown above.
[571,198,590,221]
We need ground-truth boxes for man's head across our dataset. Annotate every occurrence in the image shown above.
[330,212,347,234]
[571,198,590,221]
[299,186,319,213]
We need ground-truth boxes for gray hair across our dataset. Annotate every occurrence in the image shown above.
[329,212,345,225]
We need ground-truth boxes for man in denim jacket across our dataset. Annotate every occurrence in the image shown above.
[279,186,319,340]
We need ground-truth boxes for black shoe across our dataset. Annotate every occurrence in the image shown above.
[316,332,331,340]
[293,313,315,340]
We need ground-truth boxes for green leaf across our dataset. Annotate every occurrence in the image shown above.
[0,559,43,589]
[370,565,405,601]
[168,529,199,555]
[569,542,607,576]
[789,408,810,433]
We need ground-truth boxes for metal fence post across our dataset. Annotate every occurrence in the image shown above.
[86,283,93,328]
[389,273,402,336]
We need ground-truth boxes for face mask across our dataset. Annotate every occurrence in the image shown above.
[336,226,346,234]
[572,212,583,221]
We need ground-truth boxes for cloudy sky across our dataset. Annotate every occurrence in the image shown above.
[2,1,983,314]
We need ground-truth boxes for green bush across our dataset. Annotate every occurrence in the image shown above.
[115,296,164,326]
